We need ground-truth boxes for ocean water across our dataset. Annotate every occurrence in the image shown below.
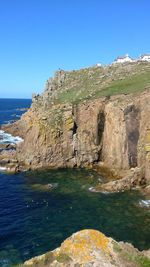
[0,99,150,267]
[0,98,31,125]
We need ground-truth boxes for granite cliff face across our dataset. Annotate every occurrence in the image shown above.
[2,63,150,266]
[2,62,150,189]
[19,229,150,267]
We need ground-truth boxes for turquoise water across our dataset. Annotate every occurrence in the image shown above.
[0,99,150,266]
[0,168,150,266]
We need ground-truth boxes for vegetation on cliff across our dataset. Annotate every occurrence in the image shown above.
[38,61,150,105]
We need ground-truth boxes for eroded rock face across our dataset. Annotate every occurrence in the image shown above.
[13,92,150,172]
[2,68,150,185]
[22,229,150,267]
[3,99,105,169]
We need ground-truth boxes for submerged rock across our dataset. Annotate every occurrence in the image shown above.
[139,199,150,208]
[21,229,150,266]
[31,183,58,191]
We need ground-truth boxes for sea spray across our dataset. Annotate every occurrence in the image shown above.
[0,130,23,145]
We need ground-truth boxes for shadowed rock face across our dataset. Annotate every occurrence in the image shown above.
[21,229,150,267]
[124,105,140,168]
[96,111,105,146]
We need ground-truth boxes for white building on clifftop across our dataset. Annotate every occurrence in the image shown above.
[113,54,133,64]
[139,54,150,62]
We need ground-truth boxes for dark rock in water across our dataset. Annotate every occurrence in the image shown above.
[0,143,16,150]
[0,159,10,164]
[31,182,58,191]
[47,183,53,189]
[0,147,19,173]
[47,183,58,189]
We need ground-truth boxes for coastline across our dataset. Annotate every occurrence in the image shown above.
[1,63,150,266]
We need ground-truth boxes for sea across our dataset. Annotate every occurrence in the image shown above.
[0,98,150,266]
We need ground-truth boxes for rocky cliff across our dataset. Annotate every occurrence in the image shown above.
[2,62,150,190]
[19,229,150,267]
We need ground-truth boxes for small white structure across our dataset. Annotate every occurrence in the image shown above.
[139,54,150,62]
[96,63,102,67]
[113,54,133,64]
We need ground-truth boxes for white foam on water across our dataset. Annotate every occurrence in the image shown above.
[0,130,23,145]
[0,166,7,171]
[139,199,150,208]
[4,120,16,124]
[89,187,111,194]
[88,187,99,193]
[101,191,111,195]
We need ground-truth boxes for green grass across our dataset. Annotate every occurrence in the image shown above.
[56,253,72,263]
[54,63,150,105]
[113,242,150,267]
[94,71,150,97]
[113,240,150,267]
[135,255,150,267]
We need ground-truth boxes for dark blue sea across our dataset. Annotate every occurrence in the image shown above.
[0,98,31,126]
[0,99,150,266]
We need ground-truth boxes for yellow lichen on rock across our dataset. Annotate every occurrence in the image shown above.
[57,229,109,264]
[145,145,150,152]
[21,229,150,267]
[145,131,150,143]
[145,131,150,152]
[65,117,74,130]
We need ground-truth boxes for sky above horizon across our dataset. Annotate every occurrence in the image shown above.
[0,0,150,98]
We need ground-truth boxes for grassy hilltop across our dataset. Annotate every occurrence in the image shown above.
[51,61,150,104]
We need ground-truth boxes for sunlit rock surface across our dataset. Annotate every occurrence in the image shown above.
[22,229,150,267]
[2,62,150,190]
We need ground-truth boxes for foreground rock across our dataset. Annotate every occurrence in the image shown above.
[20,229,150,267]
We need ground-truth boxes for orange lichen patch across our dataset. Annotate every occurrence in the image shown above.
[65,117,74,130]
[145,144,150,152]
[59,229,109,264]
[145,131,150,143]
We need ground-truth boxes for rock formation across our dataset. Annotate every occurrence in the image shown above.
[19,229,150,267]
[2,61,150,190]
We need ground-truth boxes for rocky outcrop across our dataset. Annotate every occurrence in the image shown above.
[3,91,150,184]
[20,229,150,267]
[92,166,145,193]
[2,63,150,190]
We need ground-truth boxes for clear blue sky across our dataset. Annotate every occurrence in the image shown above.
[0,0,150,98]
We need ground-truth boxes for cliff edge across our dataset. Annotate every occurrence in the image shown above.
[2,61,150,191]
